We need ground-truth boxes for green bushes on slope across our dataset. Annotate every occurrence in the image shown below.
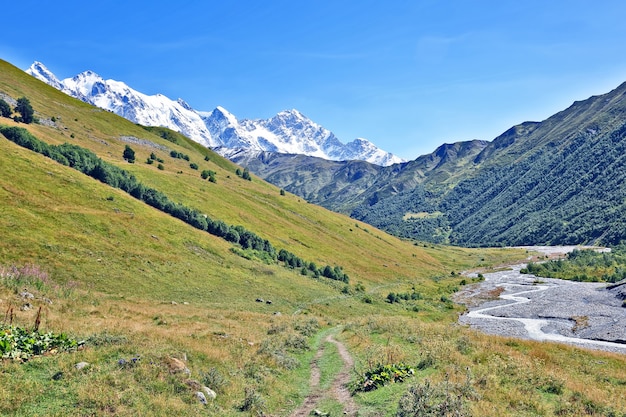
[0,125,348,282]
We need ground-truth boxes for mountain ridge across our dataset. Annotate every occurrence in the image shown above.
[26,61,404,166]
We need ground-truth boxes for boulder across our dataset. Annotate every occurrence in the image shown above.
[203,386,217,400]
[165,357,190,375]
[195,391,207,405]
[20,291,34,299]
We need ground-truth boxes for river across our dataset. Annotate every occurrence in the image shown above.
[457,247,626,354]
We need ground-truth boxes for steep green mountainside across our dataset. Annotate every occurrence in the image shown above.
[357,82,626,246]
[237,80,626,247]
[0,58,465,294]
[2,59,626,416]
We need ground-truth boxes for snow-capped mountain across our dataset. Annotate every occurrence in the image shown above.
[27,62,215,148]
[201,107,405,165]
[26,61,404,166]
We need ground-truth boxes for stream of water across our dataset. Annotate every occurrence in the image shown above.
[460,248,626,354]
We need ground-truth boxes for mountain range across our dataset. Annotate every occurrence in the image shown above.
[25,61,626,248]
[6,56,625,416]
[26,61,404,166]
[229,82,626,247]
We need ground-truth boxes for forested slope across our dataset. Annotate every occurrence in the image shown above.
[353,82,626,246]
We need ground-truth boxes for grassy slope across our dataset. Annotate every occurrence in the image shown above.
[1,59,625,416]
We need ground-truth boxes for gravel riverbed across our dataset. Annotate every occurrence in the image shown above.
[456,247,626,354]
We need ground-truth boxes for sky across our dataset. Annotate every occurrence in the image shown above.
[3,0,626,160]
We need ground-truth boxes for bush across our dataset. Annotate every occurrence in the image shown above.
[0,325,78,360]
[351,363,415,393]
[189,162,198,170]
[200,367,228,393]
[239,387,265,413]
[0,98,11,118]
[123,145,135,163]
[14,97,34,124]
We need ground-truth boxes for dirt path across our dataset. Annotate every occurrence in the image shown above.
[290,331,358,417]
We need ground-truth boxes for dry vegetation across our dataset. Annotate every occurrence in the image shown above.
[1,59,625,416]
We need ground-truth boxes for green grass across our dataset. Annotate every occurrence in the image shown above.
[1,58,625,416]
[318,338,342,391]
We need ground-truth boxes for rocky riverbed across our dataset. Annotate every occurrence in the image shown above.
[456,247,626,354]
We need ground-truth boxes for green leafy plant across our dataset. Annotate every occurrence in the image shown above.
[351,363,415,392]
[0,325,78,361]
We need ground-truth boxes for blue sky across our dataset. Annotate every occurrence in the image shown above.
[4,0,626,160]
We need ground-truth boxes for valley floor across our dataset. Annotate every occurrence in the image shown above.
[457,247,626,354]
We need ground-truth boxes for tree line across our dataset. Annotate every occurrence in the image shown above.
[0,125,348,282]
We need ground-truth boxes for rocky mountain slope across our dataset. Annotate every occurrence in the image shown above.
[26,62,403,166]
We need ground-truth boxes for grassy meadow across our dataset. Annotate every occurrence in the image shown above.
[1,59,625,416]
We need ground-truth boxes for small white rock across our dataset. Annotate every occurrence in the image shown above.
[195,391,207,405]
[202,386,217,400]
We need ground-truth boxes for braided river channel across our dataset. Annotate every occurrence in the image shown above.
[457,247,626,354]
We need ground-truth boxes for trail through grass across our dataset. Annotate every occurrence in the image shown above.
[291,327,357,417]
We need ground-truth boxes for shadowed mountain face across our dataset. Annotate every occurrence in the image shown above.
[236,82,626,247]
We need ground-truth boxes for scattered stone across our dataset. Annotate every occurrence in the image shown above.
[183,302,189,305]
[185,379,202,390]
[21,303,32,311]
[52,371,64,380]
[195,391,207,405]
[273,311,282,316]
[75,362,90,370]
[171,301,178,305]
[20,291,34,299]
[203,386,217,400]
[255,298,264,303]
[313,409,330,416]
[165,357,190,375]
[43,297,53,305]
[265,300,272,305]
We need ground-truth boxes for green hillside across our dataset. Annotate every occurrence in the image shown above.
[235,81,626,247]
[1,59,626,416]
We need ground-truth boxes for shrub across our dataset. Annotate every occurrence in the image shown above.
[122,145,135,163]
[0,325,78,360]
[0,98,11,118]
[351,363,415,393]
[239,387,265,413]
[396,378,470,417]
[200,367,228,393]
[189,162,198,170]
[14,97,34,124]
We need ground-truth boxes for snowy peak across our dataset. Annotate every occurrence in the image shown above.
[27,62,217,148]
[26,61,63,90]
[25,61,404,166]
[62,70,107,100]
